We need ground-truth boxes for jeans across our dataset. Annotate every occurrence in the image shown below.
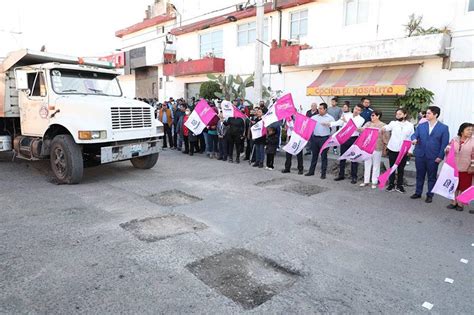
[364,150,383,184]
[218,137,228,160]
[415,157,439,197]
[206,133,218,155]
[255,144,265,164]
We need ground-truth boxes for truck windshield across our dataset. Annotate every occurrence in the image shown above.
[50,69,122,96]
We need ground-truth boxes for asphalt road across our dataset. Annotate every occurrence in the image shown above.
[0,150,472,314]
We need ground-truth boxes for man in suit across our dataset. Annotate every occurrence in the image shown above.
[410,106,450,203]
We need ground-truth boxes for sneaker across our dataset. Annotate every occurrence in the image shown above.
[268,167,274,171]
[359,183,369,187]
[371,184,377,189]
[265,166,269,170]
[395,186,406,193]
[386,185,395,192]
[281,169,290,173]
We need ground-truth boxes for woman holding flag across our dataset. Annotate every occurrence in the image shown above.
[445,123,473,211]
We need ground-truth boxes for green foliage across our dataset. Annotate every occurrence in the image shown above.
[395,87,434,119]
[404,14,451,37]
[199,81,221,100]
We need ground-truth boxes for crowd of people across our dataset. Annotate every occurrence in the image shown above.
[150,96,473,213]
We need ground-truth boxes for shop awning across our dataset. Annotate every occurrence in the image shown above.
[306,64,419,96]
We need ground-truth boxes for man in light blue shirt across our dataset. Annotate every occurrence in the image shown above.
[305,103,335,178]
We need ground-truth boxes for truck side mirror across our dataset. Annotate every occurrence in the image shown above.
[15,70,29,90]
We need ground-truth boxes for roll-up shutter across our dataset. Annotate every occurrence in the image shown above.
[336,96,398,124]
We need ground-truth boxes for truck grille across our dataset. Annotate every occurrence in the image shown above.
[111,107,152,130]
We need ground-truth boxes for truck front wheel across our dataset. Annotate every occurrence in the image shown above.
[130,153,159,169]
[50,135,84,184]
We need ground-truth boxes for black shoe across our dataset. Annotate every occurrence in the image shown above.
[320,174,326,179]
[350,178,357,184]
[243,157,249,161]
[298,170,304,175]
[258,164,264,168]
[386,184,395,192]
[446,204,457,209]
[304,172,314,176]
[236,159,240,164]
[469,209,474,214]
[456,206,464,211]
[304,152,311,156]
[410,193,421,199]
[222,158,227,162]
[189,152,193,156]
[183,151,189,154]
[395,186,406,194]
[252,163,259,167]
[334,176,344,181]
[281,169,290,173]
[228,159,234,163]
[425,196,433,203]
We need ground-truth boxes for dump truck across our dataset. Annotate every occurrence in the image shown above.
[0,49,164,184]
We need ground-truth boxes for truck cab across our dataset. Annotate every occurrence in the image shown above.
[0,49,164,184]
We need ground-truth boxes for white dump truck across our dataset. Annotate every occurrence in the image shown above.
[0,49,164,184]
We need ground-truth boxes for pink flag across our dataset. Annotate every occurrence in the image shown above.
[251,120,267,139]
[262,94,296,127]
[432,141,459,200]
[221,100,246,119]
[457,186,474,204]
[378,140,412,189]
[184,99,217,135]
[339,128,379,163]
[319,119,357,155]
[283,113,317,155]
[274,93,296,120]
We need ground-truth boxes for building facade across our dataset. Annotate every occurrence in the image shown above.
[116,0,474,135]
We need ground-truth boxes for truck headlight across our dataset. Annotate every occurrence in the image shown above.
[156,126,164,136]
[78,130,107,140]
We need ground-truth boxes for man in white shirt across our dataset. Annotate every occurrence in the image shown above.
[305,103,335,178]
[324,103,365,184]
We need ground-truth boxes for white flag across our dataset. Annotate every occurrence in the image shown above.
[251,120,266,139]
[184,110,206,135]
[283,132,307,155]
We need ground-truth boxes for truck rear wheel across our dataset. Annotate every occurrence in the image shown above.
[130,153,159,169]
[50,135,83,184]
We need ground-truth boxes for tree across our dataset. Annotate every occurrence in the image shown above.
[199,81,221,100]
[395,87,434,119]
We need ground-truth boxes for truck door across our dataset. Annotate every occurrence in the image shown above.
[18,71,50,136]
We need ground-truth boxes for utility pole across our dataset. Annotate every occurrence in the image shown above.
[254,0,264,103]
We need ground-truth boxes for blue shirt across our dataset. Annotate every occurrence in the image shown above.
[311,113,335,136]
[360,107,374,123]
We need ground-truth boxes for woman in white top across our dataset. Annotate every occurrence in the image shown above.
[382,108,415,193]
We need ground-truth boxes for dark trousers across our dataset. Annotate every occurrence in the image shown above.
[163,124,173,148]
[308,135,329,175]
[218,137,228,160]
[284,151,303,171]
[197,134,205,153]
[266,153,275,168]
[228,134,242,161]
[388,149,408,187]
[415,157,439,197]
[183,136,189,153]
[339,136,358,179]
[172,123,178,148]
[189,141,197,154]
[245,139,253,159]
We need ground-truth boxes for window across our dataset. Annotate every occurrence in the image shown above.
[199,30,223,58]
[344,0,369,25]
[237,19,269,46]
[50,69,122,97]
[27,72,47,97]
[469,0,474,11]
[290,10,308,39]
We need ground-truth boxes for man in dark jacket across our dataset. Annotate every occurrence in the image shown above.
[224,116,246,163]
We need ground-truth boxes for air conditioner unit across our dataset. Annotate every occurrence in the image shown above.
[288,39,300,45]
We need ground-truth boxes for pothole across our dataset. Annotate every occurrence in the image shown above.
[120,214,207,242]
[186,248,301,310]
[256,178,328,196]
[255,178,300,189]
[283,183,328,196]
[147,189,202,207]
